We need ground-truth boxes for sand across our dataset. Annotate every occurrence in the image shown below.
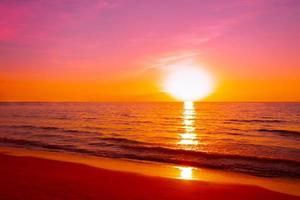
[0,153,299,200]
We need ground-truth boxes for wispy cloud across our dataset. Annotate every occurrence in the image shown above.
[145,51,200,73]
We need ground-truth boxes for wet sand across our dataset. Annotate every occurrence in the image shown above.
[0,153,299,200]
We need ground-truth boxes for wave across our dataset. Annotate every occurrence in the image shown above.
[226,119,284,123]
[119,144,300,165]
[84,117,97,120]
[0,125,100,135]
[83,126,112,131]
[91,137,148,145]
[53,116,71,120]
[1,136,299,179]
[1,125,61,131]
[257,129,300,137]
[0,137,95,154]
[112,145,300,178]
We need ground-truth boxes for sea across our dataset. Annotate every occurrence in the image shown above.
[0,102,299,179]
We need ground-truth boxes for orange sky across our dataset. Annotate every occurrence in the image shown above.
[0,0,299,102]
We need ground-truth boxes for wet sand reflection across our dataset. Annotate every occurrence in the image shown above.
[176,166,194,180]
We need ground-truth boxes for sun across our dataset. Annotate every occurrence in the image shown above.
[163,67,214,101]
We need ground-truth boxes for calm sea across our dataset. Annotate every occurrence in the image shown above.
[0,102,299,178]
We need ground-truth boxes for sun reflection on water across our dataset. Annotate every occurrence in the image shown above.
[179,101,198,146]
[184,101,194,110]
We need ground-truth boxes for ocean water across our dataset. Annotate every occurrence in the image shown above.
[0,102,299,179]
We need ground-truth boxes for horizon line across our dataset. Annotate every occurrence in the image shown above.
[0,101,299,103]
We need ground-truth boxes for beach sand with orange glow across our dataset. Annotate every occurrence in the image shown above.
[0,148,299,200]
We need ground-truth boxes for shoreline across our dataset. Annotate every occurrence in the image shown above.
[0,146,300,198]
[1,152,300,200]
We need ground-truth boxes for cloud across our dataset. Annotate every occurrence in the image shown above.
[146,51,200,73]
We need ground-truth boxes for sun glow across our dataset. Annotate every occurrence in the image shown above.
[164,67,213,101]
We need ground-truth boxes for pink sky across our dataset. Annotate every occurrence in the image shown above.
[0,0,299,101]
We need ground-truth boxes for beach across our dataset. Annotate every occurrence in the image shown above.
[0,147,300,200]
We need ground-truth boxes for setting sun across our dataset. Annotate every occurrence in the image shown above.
[0,0,299,199]
[163,67,214,101]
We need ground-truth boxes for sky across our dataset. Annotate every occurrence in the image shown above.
[0,0,299,102]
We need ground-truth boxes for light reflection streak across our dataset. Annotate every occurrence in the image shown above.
[178,101,198,146]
